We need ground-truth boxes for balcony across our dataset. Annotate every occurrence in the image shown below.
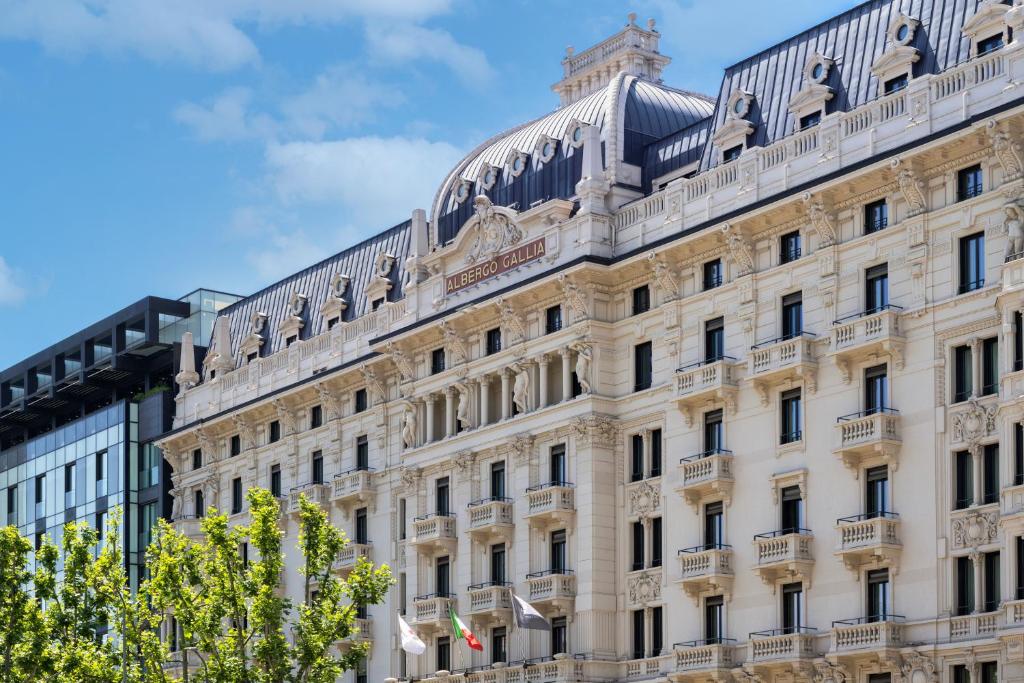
[674,358,742,424]
[331,468,375,508]
[333,542,372,574]
[411,593,454,632]
[830,617,903,656]
[176,515,204,541]
[466,497,514,539]
[524,482,575,526]
[828,307,904,376]
[676,450,734,509]
[525,570,576,611]
[748,334,817,405]
[948,611,1001,641]
[409,513,457,552]
[1001,481,1024,529]
[833,409,901,471]
[467,581,513,621]
[670,640,736,679]
[345,617,372,644]
[1005,599,1024,629]
[748,628,817,666]
[752,530,814,586]
[677,545,734,599]
[834,513,901,571]
[288,482,331,514]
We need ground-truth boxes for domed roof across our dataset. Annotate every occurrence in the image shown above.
[431,74,713,245]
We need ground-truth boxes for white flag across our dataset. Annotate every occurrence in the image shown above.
[398,613,426,655]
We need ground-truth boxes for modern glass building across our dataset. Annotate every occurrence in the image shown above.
[0,289,241,585]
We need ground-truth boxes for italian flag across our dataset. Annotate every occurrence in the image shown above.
[448,604,483,651]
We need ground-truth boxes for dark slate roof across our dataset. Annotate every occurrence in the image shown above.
[697,0,983,168]
[216,220,411,361]
[641,117,712,189]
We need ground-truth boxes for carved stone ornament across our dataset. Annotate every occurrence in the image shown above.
[989,120,1024,182]
[250,310,268,335]
[385,341,415,382]
[241,311,269,356]
[891,158,927,216]
[627,569,662,605]
[463,195,523,264]
[557,273,589,321]
[511,362,531,414]
[509,433,535,463]
[453,449,475,473]
[454,382,473,430]
[628,480,661,518]
[570,414,617,447]
[360,364,386,405]
[900,652,938,683]
[401,402,417,450]
[375,252,397,279]
[950,399,997,447]
[440,320,469,365]
[952,509,999,549]
[813,661,850,683]
[1006,200,1024,258]
[720,222,754,276]
[646,251,679,299]
[272,398,297,435]
[329,272,350,300]
[802,193,837,247]
[195,427,215,463]
[315,382,341,421]
[231,415,256,451]
[730,670,764,683]
[495,297,527,345]
[287,291,307,318]
[399,466,421,491]
[569,341,593,394]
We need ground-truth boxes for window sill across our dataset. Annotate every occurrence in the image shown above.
[777,440,805,457]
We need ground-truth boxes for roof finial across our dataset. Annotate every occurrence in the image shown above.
[647,18,656,31]
[566,45,575,57]
[627,12,637,26]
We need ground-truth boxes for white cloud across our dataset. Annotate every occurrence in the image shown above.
[264,136,462,226]
[173,87,277,141]
[364,22,495,87]
[0,0,455,71]
[0,256,28,306]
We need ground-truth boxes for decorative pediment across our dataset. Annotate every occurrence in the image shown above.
[962,0,1011,54]
[788,83,833,117]
[322,273,350,323]
[366,253,396,306]
[505,149,529,177]
[871,45,920,82]
[454,195,524,265]
[240,310,268,361]
[277,292,306,341]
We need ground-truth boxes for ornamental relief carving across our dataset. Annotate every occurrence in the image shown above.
[627,568,662,606]
[900,652,938,683]
[951,509,999,549]
[508,433,535,463]
[628,479,661,518]
[464,195,524,264]
[813,661,850,683]
[950,399,997,447]
[570,414,617,447]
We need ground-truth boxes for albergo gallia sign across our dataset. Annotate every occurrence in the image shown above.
[445,238,546,295]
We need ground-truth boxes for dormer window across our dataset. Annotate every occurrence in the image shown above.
[873,13,921,97]
[327,317,340,330]
[713,89,755,164]
[246,352,258,364]
[884,74,909,95]
[567,121,586,149]
[799,111,821,130]
[371,298,385,311]
[454,179,471,204]
[479,164,499,190]
[722,145,742,163]
[788,54,833,131]
[286,335,298,347]
[962,1,1011,58]
[506,150,528,178]
[978,33,1005,56]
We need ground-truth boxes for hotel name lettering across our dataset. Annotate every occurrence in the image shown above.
[445,238,546,295]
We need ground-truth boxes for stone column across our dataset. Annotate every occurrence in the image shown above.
[972,551,984,613]
[479,376,490,427]
[972,339,982,398]
[444,387,455,437]
[561,348,573,401]
[425,395,436,443]
[1005,311,1017,376]
[538,354,550,409]
[501,370,511,420]
[973,445,984,507]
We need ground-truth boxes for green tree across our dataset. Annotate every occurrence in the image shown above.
[0,525,53,682]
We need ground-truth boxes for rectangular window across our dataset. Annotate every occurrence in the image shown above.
[781,292,803,339]
[705,595,724,643]
[34,475,45,517]
[355,507,368,545]
[551,616,567,655]
[703,259,723,290]
[1017,423,1024,486]
[310,405,323,429]
[632,285,651,315]
[356,435,369,470]
[96,510,107,544]
[955,450,973,510]
[96,450,107,496]
[195,490,204,518]
[780,231,802,264]
[632,609,645,659]
[864,364,888,414]
[311,450,324,485]
[865,466,889,517]
[5,485,15,524]
[231,477,243,514]
[957,165,983,201]
[704,501,724,549]
[956,555,974,616]
[545,305,562,334]
[1017,311,1024,372]
[984,551,1001,612]
[868,675,892,683]
[270,464,281,498]
[799,111,821,130]
[192,449,202,470]
[550,444,567,484]
[437,637,450,673]
[980,662,998,683]
[650,428,662,478]
[634,341,653,392]
[1019,536,1024,600]
[884,73,908,94]
[631,520,644,571]
[704,317,724,363]
[268,420,281,444]
[327,317,339,330]
[981,337,998,396]
[435,555,450,596]
[355,389,367,413]
[983,443,999,505]
[490,543,506,584]
[436,477,450,516]
[864,199,888,234]
[780,486,804,533]
[958,232,983,294]
[722,144,742,163]
[230,434,241,456]
[485,328,502,355]
[651,516,663,568]
[64,463,75,508]
[490,461,505,499]
[430,348,446,374]
[704,409,724,454]
[399,499,407,541]
[491,626,507,664]
[630,434,644,483]
[952,665,969,683]
[551,529,567,572]
[978,34,1004,55]
[867,568,891,620]
[781,582,803,632]
[954,345,973,402]
[780,388,802,444]
[652,606,663,655]
[865,263,889,313]
[285,335,297,347]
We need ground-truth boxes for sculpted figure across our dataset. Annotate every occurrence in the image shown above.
[402,403,417,450]
[512,363,531,414]
[1006,202,1024,258]
[456,383,471,429]
[571,342,593,394]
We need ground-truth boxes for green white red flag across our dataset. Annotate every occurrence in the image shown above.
[448,604,483,651]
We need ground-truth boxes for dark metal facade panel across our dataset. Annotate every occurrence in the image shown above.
[218,220,412,361]
[641,118,712,191]
[693,0,982,169]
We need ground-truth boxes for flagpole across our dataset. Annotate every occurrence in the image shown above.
[449,598,467,673]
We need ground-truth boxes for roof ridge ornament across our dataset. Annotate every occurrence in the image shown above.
[464,195,523,264]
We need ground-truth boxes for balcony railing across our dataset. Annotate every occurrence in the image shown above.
[752,530,814,584]
[748,628,817,663]
[410,513,457,550]
[467,497,514,535]
[676,449,734,508]
[674,358,740,417]
[525,570,576,605]
[830,616,903,652]
[524,482,575,523]
[833,409,901,469]
[830,306,904,369]
[467,582,513,615]
[333,542,372,573]
[287,482,330,513]
[331,468,374,505]
[411,593,455,628]
[834,512,901,570]
[677,544,733,598]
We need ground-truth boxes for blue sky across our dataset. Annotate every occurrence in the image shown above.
[0,0,855,367]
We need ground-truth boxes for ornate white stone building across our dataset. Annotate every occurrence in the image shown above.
[160,2,1024,681]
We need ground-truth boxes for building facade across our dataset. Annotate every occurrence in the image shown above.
[0,290,240,587]
[159,1,1024,681]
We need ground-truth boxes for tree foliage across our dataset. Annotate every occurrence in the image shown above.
[0,487,392,683]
